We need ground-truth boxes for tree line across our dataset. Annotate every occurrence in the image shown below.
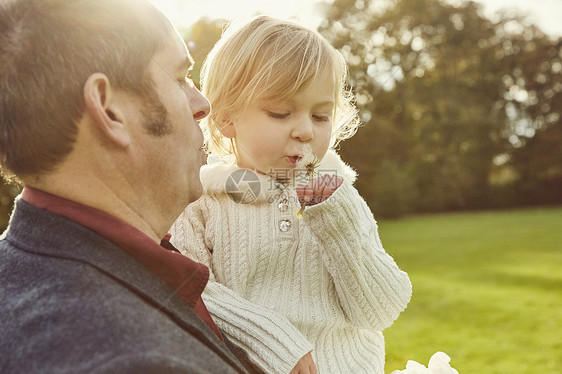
[1,0,560,229]
[319,0,561,217]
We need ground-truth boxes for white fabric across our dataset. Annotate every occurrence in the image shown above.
[170,150,412,373]
[391,352,460,374]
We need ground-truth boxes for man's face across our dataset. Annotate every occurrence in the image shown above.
[130,30,209,222]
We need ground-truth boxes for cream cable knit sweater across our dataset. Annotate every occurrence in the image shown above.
[170,150,412,374]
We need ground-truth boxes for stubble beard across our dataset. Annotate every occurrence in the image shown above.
[141,87,172,137]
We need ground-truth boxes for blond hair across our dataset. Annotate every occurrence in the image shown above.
[200,15,360,157]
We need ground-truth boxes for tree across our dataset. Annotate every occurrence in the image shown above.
[320,0,561,216]
[0,180,22,232]
[180,18,226,88]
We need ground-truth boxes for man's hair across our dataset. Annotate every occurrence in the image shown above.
[0,0,172,180]
[200,15,360,157]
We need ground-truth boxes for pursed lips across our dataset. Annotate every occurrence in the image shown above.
[198,145,207,163]
[287,155,302,165]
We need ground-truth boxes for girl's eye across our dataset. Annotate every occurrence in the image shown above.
[266,111,290,119]
[313,114,331,122]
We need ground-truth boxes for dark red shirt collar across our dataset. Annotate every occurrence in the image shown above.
[21,185,223,341]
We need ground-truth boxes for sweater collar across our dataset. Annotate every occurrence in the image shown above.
[200,150,356,203]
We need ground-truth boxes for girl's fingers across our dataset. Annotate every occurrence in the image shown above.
[296,175,343,206]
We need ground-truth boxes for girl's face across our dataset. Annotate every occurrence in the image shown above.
[226,75,335,181]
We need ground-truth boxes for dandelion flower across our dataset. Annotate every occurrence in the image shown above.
[296,144,320,218]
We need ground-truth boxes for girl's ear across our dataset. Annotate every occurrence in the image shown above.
[218,120,236,139]
[83,73,131,148]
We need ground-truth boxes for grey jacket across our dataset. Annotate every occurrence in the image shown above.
[0,198,249,374]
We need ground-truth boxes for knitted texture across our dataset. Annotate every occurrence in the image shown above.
[170,150,412,373]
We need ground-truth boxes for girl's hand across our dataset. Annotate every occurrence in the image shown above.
[289,351,318,374]
[296,174,343,208]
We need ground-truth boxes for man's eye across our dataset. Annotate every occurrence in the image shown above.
[266,111,290,119]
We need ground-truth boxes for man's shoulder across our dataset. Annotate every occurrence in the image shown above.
[0,241,242,374]
[0,204,245,374]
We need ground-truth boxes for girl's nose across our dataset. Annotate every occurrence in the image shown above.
[291,116,314,143]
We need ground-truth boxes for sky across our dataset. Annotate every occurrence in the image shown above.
[151,0,562,37]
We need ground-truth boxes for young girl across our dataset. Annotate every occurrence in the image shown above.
[170,16,412,373]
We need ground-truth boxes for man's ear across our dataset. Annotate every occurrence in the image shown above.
[83,73,131,148]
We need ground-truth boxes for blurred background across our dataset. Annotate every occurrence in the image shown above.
[1,0,560,372]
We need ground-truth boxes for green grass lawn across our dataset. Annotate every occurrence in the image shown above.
[379,207,562,374]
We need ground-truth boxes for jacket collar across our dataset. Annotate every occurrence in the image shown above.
[3,198,246,372]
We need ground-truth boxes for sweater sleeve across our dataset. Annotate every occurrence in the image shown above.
[169,199,314,374]
[301,179,412,331]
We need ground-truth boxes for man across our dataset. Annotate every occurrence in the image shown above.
[0,1,252,372]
